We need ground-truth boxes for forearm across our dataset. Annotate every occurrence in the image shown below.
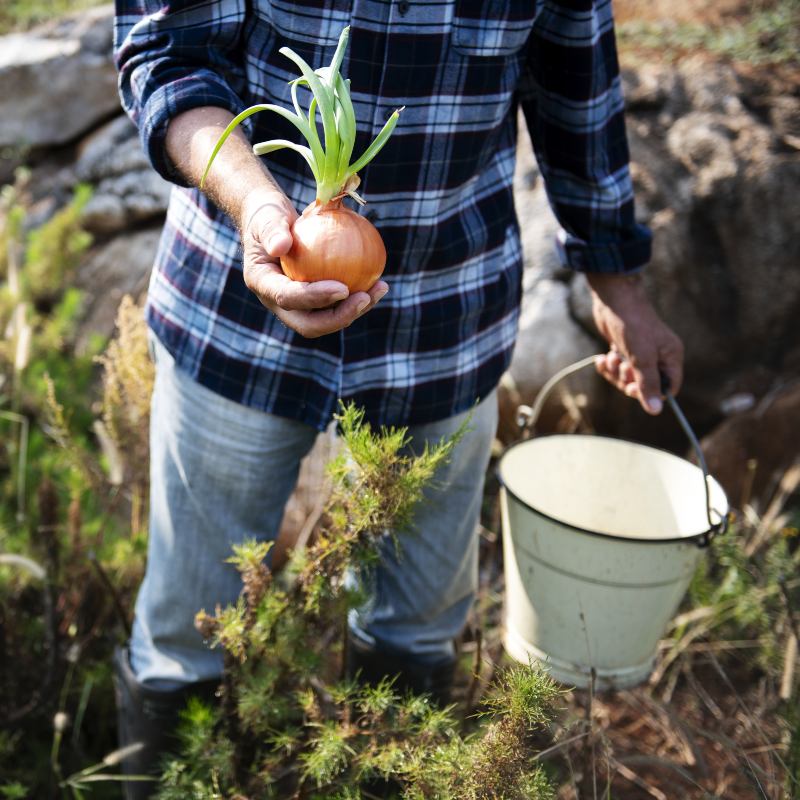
[520,0,651,274]
[165,106,292,231]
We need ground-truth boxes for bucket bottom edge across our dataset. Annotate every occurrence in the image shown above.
[503,625,655,692]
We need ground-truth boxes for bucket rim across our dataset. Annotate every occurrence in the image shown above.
[496,433,728,546]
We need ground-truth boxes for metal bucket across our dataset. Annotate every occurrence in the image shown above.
[498,356,728,690]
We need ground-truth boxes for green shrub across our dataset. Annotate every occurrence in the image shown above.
[157,404,560,799]
[0,177,148,797]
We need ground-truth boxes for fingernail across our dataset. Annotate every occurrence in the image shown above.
[647,396,663,414]
[355,299,370,314]
[331,290,349,302]
[375,287,389,302]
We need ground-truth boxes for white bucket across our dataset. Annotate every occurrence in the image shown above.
[498,357,728,690]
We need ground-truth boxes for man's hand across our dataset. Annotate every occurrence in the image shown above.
[165,106,388,338]
[587,273,684,415]
[241,197,389,338]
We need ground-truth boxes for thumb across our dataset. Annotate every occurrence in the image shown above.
[245,199,296,258]
[258,215,293,258]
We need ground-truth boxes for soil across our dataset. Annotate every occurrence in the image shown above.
[461,555,788,799]
[614,0,800,87]
[614,0,781,27]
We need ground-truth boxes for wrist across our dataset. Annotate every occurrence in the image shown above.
[586,272,647,309]
[165,106,292,230]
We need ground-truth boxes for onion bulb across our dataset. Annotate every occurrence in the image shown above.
[283,199,386,293]
[201,26,402,292]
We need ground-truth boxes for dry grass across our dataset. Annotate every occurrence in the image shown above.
[94,294,154,535]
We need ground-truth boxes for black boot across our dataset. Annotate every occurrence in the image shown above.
[345,635,456,707]
[113,646,220,800]
[346,637,457,797]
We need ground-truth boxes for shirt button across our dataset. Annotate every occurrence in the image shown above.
[397,1,410,16]
[365,210,379,223]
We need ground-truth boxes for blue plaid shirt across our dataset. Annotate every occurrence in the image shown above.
[114,0,651,431]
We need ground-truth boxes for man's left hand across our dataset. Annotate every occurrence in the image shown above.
[587,273,684,415]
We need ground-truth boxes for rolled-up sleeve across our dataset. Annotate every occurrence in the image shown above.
[519,0,652,274]
[114,0,250,186]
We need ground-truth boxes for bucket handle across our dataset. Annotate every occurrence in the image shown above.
[515,355,728,548]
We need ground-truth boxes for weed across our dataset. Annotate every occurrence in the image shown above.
[0,175,148,795]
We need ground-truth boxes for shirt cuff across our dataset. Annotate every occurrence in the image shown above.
[139,70,252,188]
[556,223,653,274]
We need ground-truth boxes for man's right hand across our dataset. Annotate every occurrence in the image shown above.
[165,106,388,339]
[241,199,389,338]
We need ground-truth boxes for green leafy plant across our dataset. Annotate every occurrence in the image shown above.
[157,404,559,799]
[23,184,92,303]
[0,177,149,796]
[0,0,106,34]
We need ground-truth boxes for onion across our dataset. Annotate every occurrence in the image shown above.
[201,26,402,292]
[282,199,386,293]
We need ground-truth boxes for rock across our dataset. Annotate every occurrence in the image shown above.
[0,6,119,149]
[666,112,739,193]
[80,170,172,235]
[72,116,172,234]
[563,58,800,430]
[701,381,800,510]
[21,114,172,235]
[511,280,598,396]
[501,278,600,439]
[676,55,744,115]
[621,63,684,114]
[769,95,800,144]
[73,228,159,352]
[74,115,150,182]
[568,274,595,338]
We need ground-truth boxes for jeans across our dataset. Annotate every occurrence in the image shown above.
[130,334,497,685]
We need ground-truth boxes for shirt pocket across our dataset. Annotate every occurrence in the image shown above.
[256,0,353,47]
[452,0,538,57]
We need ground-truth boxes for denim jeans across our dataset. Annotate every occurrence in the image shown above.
[130,334,497,685]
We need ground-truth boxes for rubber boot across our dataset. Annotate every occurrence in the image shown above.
[113,646,220,800]
[345,635,456,707]
[345,636,457,797]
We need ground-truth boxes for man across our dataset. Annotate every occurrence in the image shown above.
[113,0,683,791]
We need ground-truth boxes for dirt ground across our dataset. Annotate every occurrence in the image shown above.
[564,664,785,799]
[459,545,788,800]
[613,0,779,26]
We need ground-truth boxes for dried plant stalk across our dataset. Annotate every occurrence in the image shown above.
[95,295,154,532]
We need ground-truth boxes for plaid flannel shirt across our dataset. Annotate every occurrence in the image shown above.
[114,0,651,431]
